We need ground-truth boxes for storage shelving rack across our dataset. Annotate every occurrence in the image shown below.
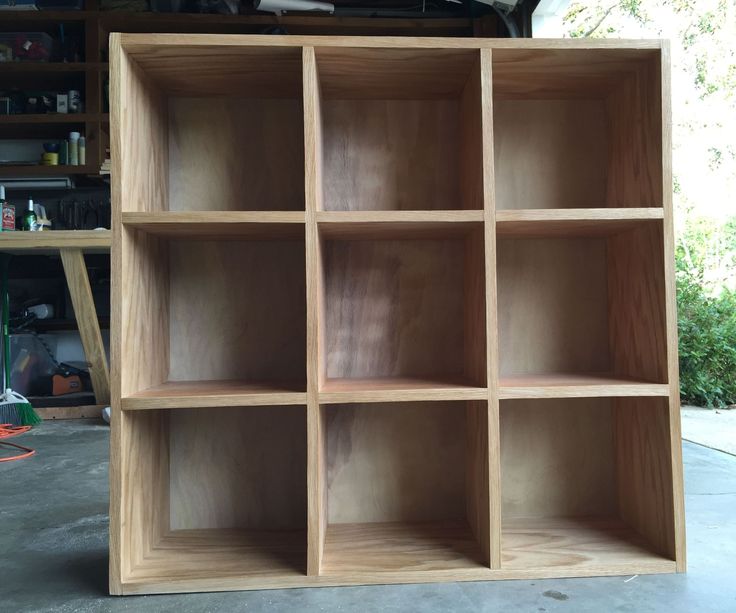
[110,34,685,595]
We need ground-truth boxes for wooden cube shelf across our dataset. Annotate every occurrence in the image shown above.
[320,401,489,577]
[119,232,307,410]
[319,228,486,401]
[120,406,307,589]
[110,35,685,595]
[501,397,677,576]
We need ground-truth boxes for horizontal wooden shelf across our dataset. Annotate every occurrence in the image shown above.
[0,229,110,253]
[502,517,676,575]
[0,164,100,178]
[0,62,107,73]
[498,373,669,399]
[122,380,307,410]
[122,211,305,238]
[126,528,306,583]
[318,210,484,239]
[496,208,664,237]
[319,376,487,404]
[321,521,488,575]
[0,113,108,125]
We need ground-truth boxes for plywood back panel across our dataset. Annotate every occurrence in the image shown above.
[326,402,466,523]
[613,397,676,559]
[493,100,608,210]
[168,239,306,384]
[607,223,668,382]
[168,98,304,212]
[491,48,659,99]
[324,238,465,379]
[170,406,306,530]
[126,45,303,98]
[322,99,461,211]
[497,238,610,376]
[315,47,479,99]
[501,398,616,518]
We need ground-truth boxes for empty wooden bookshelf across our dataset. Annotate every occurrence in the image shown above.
[109,34,685,595]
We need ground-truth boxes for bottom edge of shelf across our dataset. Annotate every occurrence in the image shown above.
[118,562,677,595]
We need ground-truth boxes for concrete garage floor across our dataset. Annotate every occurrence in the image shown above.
[1,421,735,613]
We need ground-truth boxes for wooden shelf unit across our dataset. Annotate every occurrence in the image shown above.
[110,35,685,595]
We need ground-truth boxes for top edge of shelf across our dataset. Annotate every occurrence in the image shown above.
[122,211,305,238]
[318,210,484,239]
[117,33,665,51]
[319,376,487,404]
[123,379,307,410]
[0,229,110,252]
[499,373,670,399]
[317,210,484,222]
[496,208,664,237]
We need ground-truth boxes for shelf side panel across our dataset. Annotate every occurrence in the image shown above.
[121,410,170,579]
[607,222,667,383]
[304,45,327,576]
[606,55,663,208]
[613,397,676,561]
[115,42,168,213]
[659,42,687,571]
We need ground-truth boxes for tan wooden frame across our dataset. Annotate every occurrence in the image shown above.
[109,34,684,595]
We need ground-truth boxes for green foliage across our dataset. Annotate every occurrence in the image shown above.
[677,273,736,408]
[676,219,736,408]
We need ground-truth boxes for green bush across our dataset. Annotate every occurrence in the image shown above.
[677,273,736,408]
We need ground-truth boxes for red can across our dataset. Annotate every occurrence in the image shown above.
[2,203,16,231]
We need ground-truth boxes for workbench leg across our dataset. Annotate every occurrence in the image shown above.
[60,248,110,405]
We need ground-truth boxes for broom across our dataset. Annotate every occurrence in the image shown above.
[0,254,40,426]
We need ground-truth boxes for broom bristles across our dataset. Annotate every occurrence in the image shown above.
[0,402,20,425]
[0,390,41,426]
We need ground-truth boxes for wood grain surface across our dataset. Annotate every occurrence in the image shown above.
[111,35,684,593]
[168,98,304,212]
[168,239,306,385]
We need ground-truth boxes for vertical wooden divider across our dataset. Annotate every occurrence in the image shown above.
[108,32,125,596]
[303,46,327,576]
[659,41,687,572]
[480,48,502,570]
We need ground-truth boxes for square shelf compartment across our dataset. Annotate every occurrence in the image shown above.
[314,47,484,211]
[121,406,307,583]
[500,397,677,574]
[319,228,486,396]
[119,45,304,212]
[497,221,668,389]
[121,231,306,407]
[320,401,490,574]
[492,48,663,210]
